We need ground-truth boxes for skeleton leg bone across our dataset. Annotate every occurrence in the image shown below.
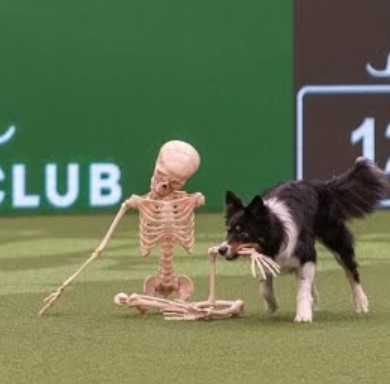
[113,246,280,321]
[115,246,246,320]
[160,247,245,320]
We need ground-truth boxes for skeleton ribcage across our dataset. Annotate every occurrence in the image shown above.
[137,196,196,256]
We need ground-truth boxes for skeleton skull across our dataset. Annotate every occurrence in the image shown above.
[151,140,201,196]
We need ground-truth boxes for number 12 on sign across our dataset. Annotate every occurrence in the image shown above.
[350,117,390,174]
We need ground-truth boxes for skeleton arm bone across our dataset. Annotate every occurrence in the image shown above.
[38,196,137,316]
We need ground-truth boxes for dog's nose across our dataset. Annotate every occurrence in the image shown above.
[218,245,228,256]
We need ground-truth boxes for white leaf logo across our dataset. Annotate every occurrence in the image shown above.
[0,125,16,146]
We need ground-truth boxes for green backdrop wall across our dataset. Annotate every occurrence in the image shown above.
[0,0,293,214]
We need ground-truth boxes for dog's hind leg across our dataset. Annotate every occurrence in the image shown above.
[260,277,278,313]
[318,222,369,314]
[345,273,369,314]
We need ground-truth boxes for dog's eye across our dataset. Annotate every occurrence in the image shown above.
[235,225,241,231]
[241,232,251,241]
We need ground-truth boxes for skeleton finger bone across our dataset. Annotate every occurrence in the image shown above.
[238,248,280,279]
[253,254,280,277]
[258,256,280,276]
[253,256,267,280]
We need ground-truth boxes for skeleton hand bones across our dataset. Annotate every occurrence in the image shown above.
[209,246,280,280]
[238,248,280,279]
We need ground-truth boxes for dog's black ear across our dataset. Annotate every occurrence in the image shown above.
[246,195,267,217]
[225,191,244,218]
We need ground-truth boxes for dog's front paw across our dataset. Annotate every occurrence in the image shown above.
[354,292,369,314]
[294,300,313,323]
[294,310,313,323]
[294,293,313,323]
[352,285,369,314]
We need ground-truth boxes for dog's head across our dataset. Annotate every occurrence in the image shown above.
[218,191,271,260]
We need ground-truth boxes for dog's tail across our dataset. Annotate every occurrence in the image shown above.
[318,157,389,220]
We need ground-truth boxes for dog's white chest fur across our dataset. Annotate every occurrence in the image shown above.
[264,198,300,273]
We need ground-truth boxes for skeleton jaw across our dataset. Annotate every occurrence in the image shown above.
[151,170,185,197]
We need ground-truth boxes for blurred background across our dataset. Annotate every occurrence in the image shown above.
[0,0,292,214]
[0,0,389,215]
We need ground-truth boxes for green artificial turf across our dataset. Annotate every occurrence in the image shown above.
[1,212,390,384]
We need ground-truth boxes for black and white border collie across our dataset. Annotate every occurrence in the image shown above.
[218,157,389,322]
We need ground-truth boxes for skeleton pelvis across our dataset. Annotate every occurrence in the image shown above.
[143,274,194,301]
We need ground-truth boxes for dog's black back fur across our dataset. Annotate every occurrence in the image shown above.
[222,158,389,283]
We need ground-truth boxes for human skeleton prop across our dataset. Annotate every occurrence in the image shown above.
[38,140,205,316]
